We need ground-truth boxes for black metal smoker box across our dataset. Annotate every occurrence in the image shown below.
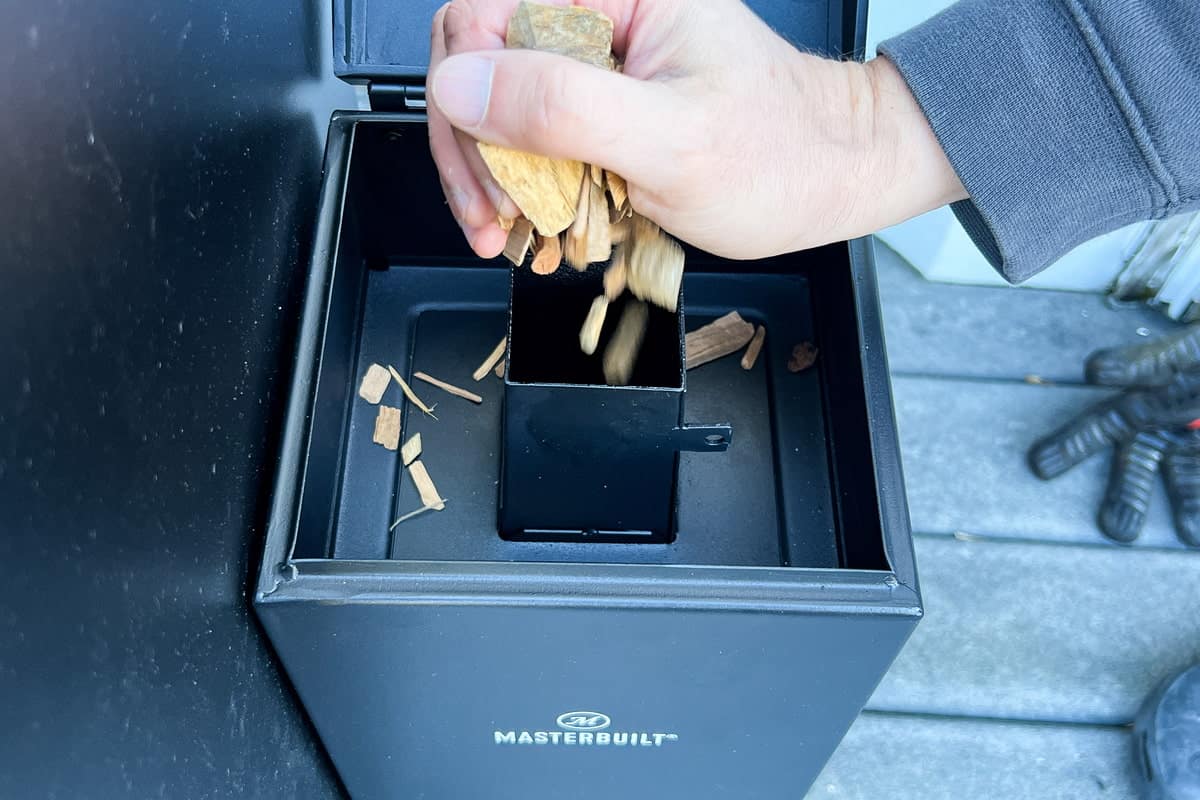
[255,1,921,797]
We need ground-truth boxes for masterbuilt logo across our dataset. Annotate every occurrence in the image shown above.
[494,711,680,748]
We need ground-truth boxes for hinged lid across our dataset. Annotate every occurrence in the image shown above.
[334,0,868,87]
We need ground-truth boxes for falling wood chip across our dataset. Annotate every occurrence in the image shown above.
[686,311,756,370]
[626,216,684,312]
[387,365,437,418]
[741,325,767,370]
[503,217,535,266]
[478,143,584,237]
[580,296,609,355]
[358,363,391,404]
[401,433,422,466]
[788,342,819,373]
[494,359,506,378]
[414,371,484,404]
[372,405,402,450]
[408,460,446,511]
[604,247,628,300]
[506,1,615,70]
[530,232,562,276]
[585,180,612,263]
[389,502,446,531]
[473,337,508,381]
[603,300,648,385]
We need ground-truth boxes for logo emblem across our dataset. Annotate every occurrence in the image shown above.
[556,711,611,731]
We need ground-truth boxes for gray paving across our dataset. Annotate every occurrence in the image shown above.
[813,713,1139,800]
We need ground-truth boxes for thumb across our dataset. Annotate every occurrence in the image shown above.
[430,48,682,185]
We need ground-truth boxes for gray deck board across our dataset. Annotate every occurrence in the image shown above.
[812,712,1138,800]
[866,535,1200,724]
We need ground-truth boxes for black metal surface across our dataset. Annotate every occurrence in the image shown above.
[0,0,353,796]
[501,263,730,543]
[334,0,864,83]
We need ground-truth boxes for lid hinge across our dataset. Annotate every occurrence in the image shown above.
[368,83,427,112]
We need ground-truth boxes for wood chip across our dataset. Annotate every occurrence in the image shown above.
[585,179,612,264]
[590,163,605,189]
[686,311,756,370]
[788,342,819,373]
[606,171,628,211]
[401,433,422,466]
[494,359,506,378]
[604,246,628,300]
[626,216,684,312]
[530,232,562,276]
[580,296,609,356]
[358,363,391,404]
[503,217,535,266]
[372,405,402,450]
[603,300,648,385]
[390,502,444,531]
[610,216,632,244]
[414,371,484,404]
[498,215,516,232]
[477,143,584,237]
[565,174,591,271]
[473,337,507,381]
[741,325,767,370]
[387,365,437,418]
[506,1,615,71]
[408,460,446,511]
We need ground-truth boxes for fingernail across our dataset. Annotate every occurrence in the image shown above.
[432,54,494,128]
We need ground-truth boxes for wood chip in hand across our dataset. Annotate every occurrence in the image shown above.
[358,363,391,404]
[685,311,756,370]
[477,143,584,237]
[579,295,609,356]
[372,405,402,450]
[503,217,535,266]
[530,233,562,275]
[505,1,615,70]
[603,300,648,385]
[564,174,591,271]
[585,179,611,264]
[604,245,628,300]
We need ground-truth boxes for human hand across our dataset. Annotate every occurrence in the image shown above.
[426,0,966,260]
[1029,326,1200,547]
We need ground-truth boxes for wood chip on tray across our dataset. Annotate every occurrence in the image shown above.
[372,405,402,450]
[741,325,767,370]
[788,342,819,373]
[494,358,506,379]
[473,338,508,382]
[603,300,648,385]
[408,460,446,511]
[400,433,422,466]
[686,311,756,370]
[387,366,438,418]
[358,363,391,404]
[414,371,484,404]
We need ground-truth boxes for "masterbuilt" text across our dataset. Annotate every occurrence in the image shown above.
[494,731,679,746]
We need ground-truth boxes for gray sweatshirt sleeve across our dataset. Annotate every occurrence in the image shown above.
[878,0,1200,283]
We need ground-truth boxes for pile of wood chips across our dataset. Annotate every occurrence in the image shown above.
[480,2,685,385]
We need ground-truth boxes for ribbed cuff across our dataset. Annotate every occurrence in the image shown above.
[879,0,1156,283]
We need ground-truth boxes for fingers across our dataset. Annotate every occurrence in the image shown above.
[1085,325,1200,388]
[1098,430,1168,544]
[428,3,504,256]
[429,47,687,186]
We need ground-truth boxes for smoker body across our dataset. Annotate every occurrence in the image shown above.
[255,1,920,797]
